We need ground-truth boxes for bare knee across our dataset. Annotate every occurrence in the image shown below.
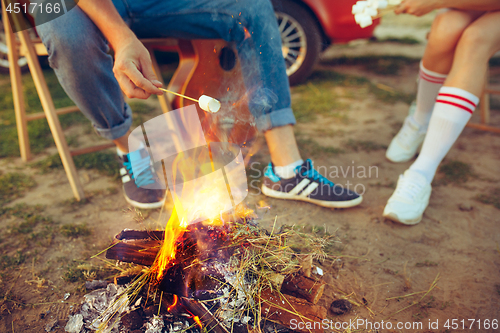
[459,23,500,57]
[427,10,476,53]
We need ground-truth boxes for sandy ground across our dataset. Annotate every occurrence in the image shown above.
[1,12,500,333]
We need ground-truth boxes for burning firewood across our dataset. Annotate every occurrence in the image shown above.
[281,274,326,305]
[101,218,333,332]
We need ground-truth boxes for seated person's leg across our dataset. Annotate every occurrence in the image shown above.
[35,6,131,143]
[445,11,500,96]
[386,9,482,163]
[35,7,165,209]
[384,11,500,225]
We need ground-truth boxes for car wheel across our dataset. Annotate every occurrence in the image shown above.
[274,0,322,85]
[0,16,29,74]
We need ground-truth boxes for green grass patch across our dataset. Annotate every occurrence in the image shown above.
[416,260,438,267]
[291,71,367,122]
[0,251,26,270]
[474,187,500,210]
[321,55,419,76]
[370,83,414,104]
[375,36,421,45]
[0,172,37,205]
[129,101,160,127]
[297,137,344,157]
[62,261,115,283]
[60,223,92,238]
[291,70,413,122]
[31,150,120,179]
[435,160,474,185]
[345,139,387,153]
[0,70,88,158]
[1,204,56,247]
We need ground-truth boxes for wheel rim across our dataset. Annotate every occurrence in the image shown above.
[276,12,307,77]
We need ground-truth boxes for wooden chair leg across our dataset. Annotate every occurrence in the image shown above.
[148,47,172,113]
[480,68,490,124]
[17,30,85,201]
[479,91,490,124]
[3,1,30,161]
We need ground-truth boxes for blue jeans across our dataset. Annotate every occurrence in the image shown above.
[35,0,296,140]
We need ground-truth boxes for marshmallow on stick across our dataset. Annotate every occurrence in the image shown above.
[352,0,400,28]
[198,95,221,113]
[159,88,221,113]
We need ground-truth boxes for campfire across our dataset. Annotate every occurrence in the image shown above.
[65,104,331,333]
[65,205,331,333]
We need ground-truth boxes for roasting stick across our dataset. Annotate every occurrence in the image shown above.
[373,5,399,19]
[159,87,198,102]
[158,87,221,113]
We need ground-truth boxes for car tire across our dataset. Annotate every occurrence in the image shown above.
[273,0,322,86]
[0,16,29,74]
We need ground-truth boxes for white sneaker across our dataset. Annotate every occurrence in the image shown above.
[383,170,431,225]
[386,116,426,163]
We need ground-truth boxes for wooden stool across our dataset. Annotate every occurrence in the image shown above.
[466,66,500,134]
[2,2,175,201]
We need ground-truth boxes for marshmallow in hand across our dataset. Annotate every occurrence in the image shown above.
[355,13,373,28]
[352,0,392,28]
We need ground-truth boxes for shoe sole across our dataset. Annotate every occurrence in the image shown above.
[383,212,422,225]
[262,185,363,208]
[385,142,424,163]
[124,194,166,209]
[385,154,415,163]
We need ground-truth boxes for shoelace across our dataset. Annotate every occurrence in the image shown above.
[394,174,425,200]
[397,119,422,148]
[295,159,335,187]
[123,155,155,188]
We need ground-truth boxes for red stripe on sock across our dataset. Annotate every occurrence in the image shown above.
[437,93,477,107]
[435,99,474,114]
[419,74,446,84]
[420,71,446,83]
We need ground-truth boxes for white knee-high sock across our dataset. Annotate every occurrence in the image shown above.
[413,62,447,127]
[410,87,479,183]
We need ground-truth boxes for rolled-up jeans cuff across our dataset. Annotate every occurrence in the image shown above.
[93,103,133,140]
[255,107,296,132]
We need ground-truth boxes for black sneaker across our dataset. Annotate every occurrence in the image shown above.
[119,148,166,209]
[261,159,362,208]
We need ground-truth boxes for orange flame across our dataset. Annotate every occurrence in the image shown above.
[152,197,188,281]
[167,294,178,312]
[151,117,255,282]
[193,316,203,329]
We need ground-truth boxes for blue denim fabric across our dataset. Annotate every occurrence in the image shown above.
[35,0,296,139]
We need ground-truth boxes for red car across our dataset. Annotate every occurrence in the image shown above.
[273,0,379,85]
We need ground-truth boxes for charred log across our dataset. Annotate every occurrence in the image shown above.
[281,274,326,304]
[260,288,327,333]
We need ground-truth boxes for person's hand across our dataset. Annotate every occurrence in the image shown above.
[395,0,442,17]
[112,35,163,99]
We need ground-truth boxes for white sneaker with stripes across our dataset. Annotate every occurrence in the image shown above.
[119,148,166,209]
[261,159,362,208]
